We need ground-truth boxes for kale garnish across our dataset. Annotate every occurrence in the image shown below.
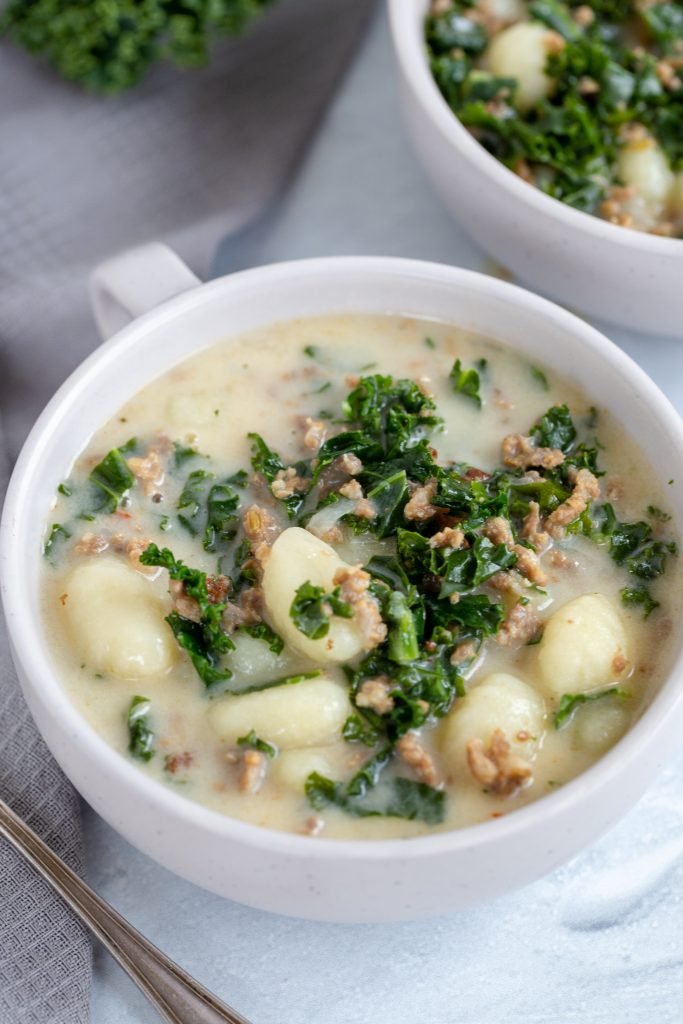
[554,686,630,729]
[427,1,683,219]
[240,622,284,655]
[306,768,445,825]
[290,581,353,640]
[88,441,136,512]
[237,730,277,758]
[248,433,308,518]
[139,543,234,687]
[43,523,71,557]
[127,696,154,761]
[449,358,484,407]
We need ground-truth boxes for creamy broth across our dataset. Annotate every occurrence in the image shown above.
[41,314,680,839]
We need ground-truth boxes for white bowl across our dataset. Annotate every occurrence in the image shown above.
[388,0,683,337]
[3,245,683,923]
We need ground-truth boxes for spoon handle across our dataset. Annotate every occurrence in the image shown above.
[0,797,253,1024]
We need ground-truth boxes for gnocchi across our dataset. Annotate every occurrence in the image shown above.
[440,673,545,775]
[486,22,554,111]
[537,594,629,700]
[262,527,369,663]
[62,559,176,679]
[209,676,352,750]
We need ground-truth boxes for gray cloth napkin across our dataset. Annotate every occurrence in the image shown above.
[0,2,373,1020]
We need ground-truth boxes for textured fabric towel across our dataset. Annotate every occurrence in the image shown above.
[0,2,373,1020]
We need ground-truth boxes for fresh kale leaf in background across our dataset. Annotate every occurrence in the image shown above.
[0,0,276,94]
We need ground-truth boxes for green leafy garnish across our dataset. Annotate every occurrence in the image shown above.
[554,687,630,730]
[530,366,549,390]
[449,358,483,408]
[127,696,154,761]
[621,586,660,619]
[139,544,234,687]
[44,523,71,556]
[237,730,277,758]
[289,581,353,640]
[240,622,284,655]
[88,442,135,512]
[248,433,308,518]
[306,768,445,824]
[0,0,274,94]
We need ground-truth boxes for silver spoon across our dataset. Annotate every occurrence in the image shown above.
[0,795,253,1024]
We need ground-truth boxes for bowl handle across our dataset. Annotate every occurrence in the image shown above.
[89,243,201,340]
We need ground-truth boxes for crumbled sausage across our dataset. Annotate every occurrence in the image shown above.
[450,640,477,665]
[170,578,202,621]
[489,570,524,595]
[339,479,363,501]
[74,533,109,555]
[483,516,547,585]
[238,750,267,794]
[222,586,264,631]
[336,453,363,476]
[164,752,193,775]
[512,544,547,587]
[404,478,439,522]
[520,501,550,553]
[125,536,157,575]
[482,516,514,547]
[429,526,465,550]
[301,815,325,836]
[242,505,282,568]
[356,675,394,715]
[271,467,308,501]
[127,449,165,497]
[301,416,328,452]
[170,572,229,622]
[332,566,387,650]
[501,433,565,470]
[497,601,542,648]
[396,732,440,788]
[466,729,532,796]
[545,469,600,538]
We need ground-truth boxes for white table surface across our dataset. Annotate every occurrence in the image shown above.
[87,6,683,1022]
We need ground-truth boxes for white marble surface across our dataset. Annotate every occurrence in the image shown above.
[87,5,683,1021]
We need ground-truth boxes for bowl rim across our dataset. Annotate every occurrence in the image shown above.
[387,0,683,256]
[4,253,683,865]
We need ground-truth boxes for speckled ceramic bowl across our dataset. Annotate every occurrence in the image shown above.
[388,0,683,337]
[3,246,683,922]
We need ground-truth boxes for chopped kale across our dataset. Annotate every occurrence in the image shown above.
[139,544,234,687]
[531,404,577,452]
[88,443,135,512]
[620,585,660,619]
[248,432,308,518]
[290,581,353,640]
[177,469,214,535]
[240,622,284,655]
[44,523,71,556]
[530,365,549,390]
[306,767,445,824]
[427,0,683,224]
[237,730,277,758]
[173,442,200,469]
[554,686,630,729]
[57,481,73,497]
[449,358,483,408]
[342,374,443,459]
[127,696,154,761]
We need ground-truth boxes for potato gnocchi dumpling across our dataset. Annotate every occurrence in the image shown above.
[537,594,629,700]
[270,748,334,793]
[262,527,369,663]
[209,677,352,750]
[440,673,546,776]
[486,22,554,111]
[63,559,176,679]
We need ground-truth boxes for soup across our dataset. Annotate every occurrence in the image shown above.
[41,314,678,839]
[426,0,683,237]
